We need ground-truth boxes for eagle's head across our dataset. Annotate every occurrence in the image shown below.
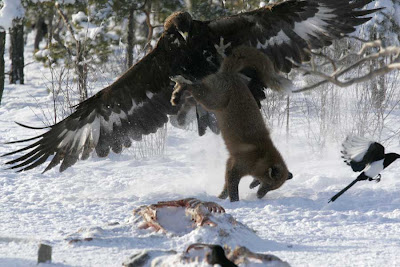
[164,11,192,41]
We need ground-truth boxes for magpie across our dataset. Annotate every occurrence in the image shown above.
[329,136,400,203]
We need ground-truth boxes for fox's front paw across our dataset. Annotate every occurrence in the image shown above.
[171,83,184,106]
[249,178,260,189]
[218,188,228,200]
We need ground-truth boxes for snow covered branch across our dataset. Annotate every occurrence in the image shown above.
[291,39,400,93]
[55,2,88,100]
[0,0,25,31]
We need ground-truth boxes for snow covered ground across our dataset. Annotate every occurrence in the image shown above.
[1,36,400,267]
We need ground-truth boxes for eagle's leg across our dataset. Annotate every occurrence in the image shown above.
[170,75,193,106]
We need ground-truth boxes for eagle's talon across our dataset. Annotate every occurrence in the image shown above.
[214,37,231,58]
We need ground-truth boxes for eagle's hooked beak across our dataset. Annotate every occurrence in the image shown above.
[178,31,189,42]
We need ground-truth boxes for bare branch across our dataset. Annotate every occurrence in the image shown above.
[54,2,78,44]
[292,39,400,94]
[344,34,374,44]
[358,40,382,55]
[304,48,338,71]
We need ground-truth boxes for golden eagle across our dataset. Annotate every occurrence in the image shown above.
[2,0,377,172]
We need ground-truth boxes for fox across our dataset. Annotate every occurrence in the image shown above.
[170,45,292,202]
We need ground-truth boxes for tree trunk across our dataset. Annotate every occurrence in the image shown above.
[286,95,290,138]
[144,9,154,53]
[143,1,153,54]
[368,30,385,110]
[76,40,88,101]
[374,59,386,109]
[126,6,135,68]
[34,16,46,51]
[185,0,192,12]
[9,18,24,84]
[46,6,54,48]
[0,30,5,105]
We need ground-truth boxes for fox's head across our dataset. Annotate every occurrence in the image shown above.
[254,152,291,199]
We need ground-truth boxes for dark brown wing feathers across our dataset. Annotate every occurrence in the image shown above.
[2,34,181,172]
[209,0,378,73]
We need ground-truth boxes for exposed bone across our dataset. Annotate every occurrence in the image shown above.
[133,198,225,232]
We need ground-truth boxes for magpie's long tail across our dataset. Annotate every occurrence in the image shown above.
[329,177,362,203]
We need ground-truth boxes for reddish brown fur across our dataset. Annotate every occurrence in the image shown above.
[171,46,290,201]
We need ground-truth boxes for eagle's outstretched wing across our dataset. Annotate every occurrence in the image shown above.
[208,0,378,73]
[341,136,385,172]
[2,34,186,173]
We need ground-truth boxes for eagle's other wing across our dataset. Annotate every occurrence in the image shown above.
[341,136,385,172]
[208,0,378,73]
[2,34,185,173]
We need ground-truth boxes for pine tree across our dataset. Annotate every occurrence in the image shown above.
[9,18,24,84]
[0,29,5,104]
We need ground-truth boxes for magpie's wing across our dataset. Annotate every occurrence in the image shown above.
[341,136,385,172]
[208,0,379,73]
[2,33,186,173]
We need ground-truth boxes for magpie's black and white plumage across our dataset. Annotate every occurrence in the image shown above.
[329,136,400,203]
[2,0,379,173]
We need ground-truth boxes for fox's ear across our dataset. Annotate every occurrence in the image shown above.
[268,165,282,179]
